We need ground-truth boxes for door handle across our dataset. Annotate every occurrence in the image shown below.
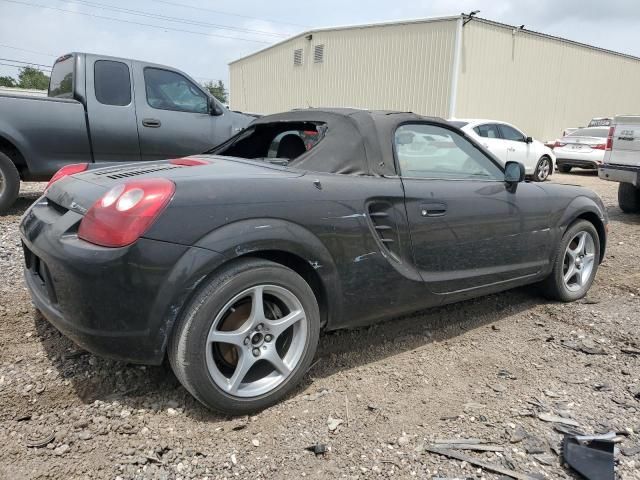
[420,203,447,217]
[142,118,161,128]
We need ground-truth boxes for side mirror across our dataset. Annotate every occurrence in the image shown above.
[525,136,533,144]
[504,161,525,191]
[208,98,223,116]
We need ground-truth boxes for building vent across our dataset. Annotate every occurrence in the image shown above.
[293,48,303,66]
[313,44,324,63]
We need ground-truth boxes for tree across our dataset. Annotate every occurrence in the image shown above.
[0,76,16,87]
[18,67,49,90]
[202,80,227,104]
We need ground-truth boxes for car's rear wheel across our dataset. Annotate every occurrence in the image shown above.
[541,220,600,302]
[0,151,20,215]
[169,258,320,415]
[558,165,572,173]
[533,156,552,182]
[618,182,640,213]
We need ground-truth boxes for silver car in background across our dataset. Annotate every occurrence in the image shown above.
[553,127,609,173]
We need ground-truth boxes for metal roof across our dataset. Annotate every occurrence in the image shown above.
[229,14,640,65]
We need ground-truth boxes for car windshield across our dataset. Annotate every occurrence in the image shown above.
[569,127,609,138]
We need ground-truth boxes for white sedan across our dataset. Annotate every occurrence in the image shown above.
[449,119,556,182]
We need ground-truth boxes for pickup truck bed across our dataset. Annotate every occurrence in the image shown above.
[599,115,640,212]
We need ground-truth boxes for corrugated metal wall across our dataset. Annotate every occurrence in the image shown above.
[455,20,640,140]
[229,19,457,117]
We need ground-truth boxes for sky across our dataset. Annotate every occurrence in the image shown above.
[1,0,640,88]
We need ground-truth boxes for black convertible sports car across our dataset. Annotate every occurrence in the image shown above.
[20,109,607,414]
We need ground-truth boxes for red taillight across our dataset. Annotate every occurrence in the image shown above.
[554,141,566,148]
[591,143,606,150]
[78,178,175,247]
[169,158,209,166]
[46,163,88,189]
[606,126,614,150]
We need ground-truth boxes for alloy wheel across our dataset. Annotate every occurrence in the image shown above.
[562,231,596,292]
[205,285,308,397]
[537,158,550,181]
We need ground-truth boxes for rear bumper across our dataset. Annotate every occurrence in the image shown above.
[556,157,599,169]
[599,164,640,186]
[20,198,223,364]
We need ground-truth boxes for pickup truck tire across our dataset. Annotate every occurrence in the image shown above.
[0,151,20,215]
[558,165,572,173]
[168,258,320,415]
[541,219,600,302]
[618,183,640,213]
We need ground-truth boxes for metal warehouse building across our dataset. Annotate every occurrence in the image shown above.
[229,15,640,141]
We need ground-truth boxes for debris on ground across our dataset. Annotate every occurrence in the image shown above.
[563,435,615,480]
[305,444,329,456]
[327,416,343,432]
[425,446,538,480]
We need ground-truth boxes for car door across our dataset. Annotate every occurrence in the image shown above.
[85,57,141,163]
[498,124,536,172]
[472,123,508,164]
[395,122,553,297]
[134,66,220,160]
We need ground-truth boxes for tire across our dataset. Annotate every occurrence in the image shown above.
[558,165,572,173]
[0,151,21,215]
[541,220,600,302]
[533,156,552,182]
[169,258,320,415]
[618,182,640,213]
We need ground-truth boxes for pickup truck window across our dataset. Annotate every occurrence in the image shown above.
[49,55,74,99]
[94,60,131,106]
[144,68,208,114]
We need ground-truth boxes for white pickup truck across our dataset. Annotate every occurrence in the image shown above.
[599,115,640,212]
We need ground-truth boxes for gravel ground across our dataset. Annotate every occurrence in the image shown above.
[0,173,639,480]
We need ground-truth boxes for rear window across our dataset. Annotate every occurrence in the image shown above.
[215,122,327,164]
[49,55,74,98]
[588,118,612,127]
[569,128,609,138]
[94,60,131,106]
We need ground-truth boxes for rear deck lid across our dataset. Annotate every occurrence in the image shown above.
[45,155,303,212]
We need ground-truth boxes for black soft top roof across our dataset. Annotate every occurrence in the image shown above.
[249,108,448,176]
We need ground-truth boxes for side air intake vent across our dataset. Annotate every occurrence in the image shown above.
[367,202,400,261]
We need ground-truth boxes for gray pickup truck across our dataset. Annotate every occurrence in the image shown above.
[0,52,253,212]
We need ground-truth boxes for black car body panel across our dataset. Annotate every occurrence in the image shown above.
[20,109,608,364]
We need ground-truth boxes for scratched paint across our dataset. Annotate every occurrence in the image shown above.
[353,252,377,263]
[322,213,366,220]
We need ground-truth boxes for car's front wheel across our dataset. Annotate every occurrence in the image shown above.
[533,156,552,182]
[541,220,600,302]
[169,258,320,415]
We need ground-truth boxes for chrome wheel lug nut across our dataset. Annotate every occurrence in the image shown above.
[252,348,261,357]
[243,337,250,346]
[256,323,264,331]
[264,334,273,342]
